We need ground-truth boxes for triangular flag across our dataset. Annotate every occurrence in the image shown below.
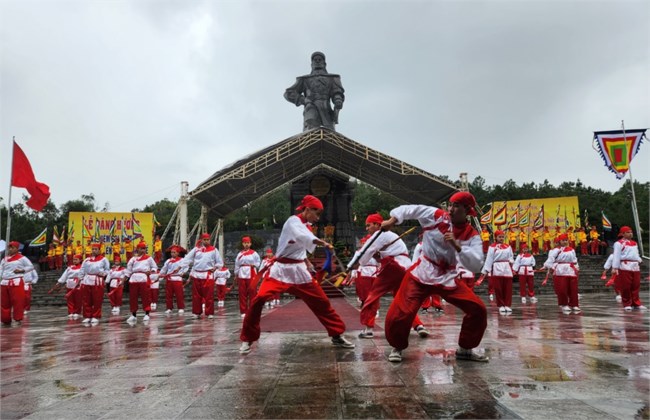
[29,228,47,247]
[602,211,612,231]
[594,129,646,179]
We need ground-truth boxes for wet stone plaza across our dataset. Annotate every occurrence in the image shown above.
[1,292,648,419]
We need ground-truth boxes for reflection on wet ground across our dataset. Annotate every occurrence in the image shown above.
[1,293,648,419]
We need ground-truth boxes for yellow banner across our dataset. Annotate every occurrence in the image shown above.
[68,212,154,257]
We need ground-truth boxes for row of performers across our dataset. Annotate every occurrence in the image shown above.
[479,225,607,255]
[41,236,164,271]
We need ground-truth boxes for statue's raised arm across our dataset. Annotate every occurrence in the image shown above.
[284,51,345,131]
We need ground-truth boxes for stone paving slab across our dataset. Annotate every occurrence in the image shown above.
[1,293,648,419]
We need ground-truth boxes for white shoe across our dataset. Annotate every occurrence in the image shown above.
[530,297,538,303]
[388,348,402,363]
[202,303,205,310]
[68,314,74,319]
[178,309,184,315]
[274,299,280,306]
[571,307,581,312]
[90,318,99,325]
[489,294,494,301]
[636,305,648,311]
[114,308,120,314]
[24,310,29,315]
[498,307,506,314]
[192,314,199,319]
[239,342,252,354]
[615,295,622,303]
[126,315,137,323]
[82,318,91,324]
[578,294,582,300]
[624,306,632,311]
[72,314,80,320]
[151,303,157,310]
[331,335,355,348]
[218,301,224,307]
[504,307,512,313]
[143,314,150,322]
[241,313,246,318]
[376,311,380,318]
[208,315,214,319]
[415,325,429,338]
[265,302,271,308]
[561,306,571,313]
[521,297,527,304]
[165,309,172,315]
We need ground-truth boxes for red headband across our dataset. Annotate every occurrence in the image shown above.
[494,230,505,236]
[619,226,632,234]
[449,192,477,216]
[242,236,251,243]
[137,242,147,249]
[557,234,568,241]
[200,233,211,240]
[296,194,323,211]
[73,254,83,260]
[8,241,20,248]
[365,213,383,225]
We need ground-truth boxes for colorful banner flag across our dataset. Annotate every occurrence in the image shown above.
[107,217,117,238]
[564,207,570,228]
[493,202,507,226]
[480,203,493,224]
[29,228,47,247]
[68,223,75,242]
[602,211,612,231]
[94,219,101,240]
[533,205,544,229]
[573,207,581,228]
[132,213,143,238]
[121,216,127,240]
[153,214,161,227]
[82,217,92,239]
[53,226,61,244]
[11,140,51,211]
[519,204,531,227]
[555,204,561,226]
[507,204,520,228]
[584,209,589,228]
[594,129,646,179]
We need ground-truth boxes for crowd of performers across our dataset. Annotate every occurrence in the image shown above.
[1,193,646,364]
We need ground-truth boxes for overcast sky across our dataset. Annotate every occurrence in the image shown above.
[1,0,648,212]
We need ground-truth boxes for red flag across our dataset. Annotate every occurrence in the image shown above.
[11,141,51,211]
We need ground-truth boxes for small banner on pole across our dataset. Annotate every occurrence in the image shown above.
[593,129,646,179]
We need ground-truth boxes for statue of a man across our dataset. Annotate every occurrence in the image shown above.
[284,52,345,131]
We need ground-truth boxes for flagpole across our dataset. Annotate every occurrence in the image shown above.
[622,120,645,257]
[5,137,16,242]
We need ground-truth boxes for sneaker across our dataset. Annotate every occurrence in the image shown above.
[143,315,150,322]
[388,348,402,363]
[208,315,214,319]
[240,313,246,318]
[239,341,252,354]
[90,318,99,325]
[126,315,137,323]
[165,309,172,315]
[265,302,271,308]
[23,310,29,315]
[274,299,280,306]
[218,301,224,307]
[504,307,512,313]
[202,303,205,311]
[82,318,91,324]
[72,314,80,320]
[415,325,429,338]
[331,335,355,348]
[420,308,428,313]
[635,305,647,311]
[151,303,157,310]
[455,348,489,363]
[561,306,571,313]
[615,295,622,303]
[192,314,200,319]
[530,297,538,303]
[376,311,380,318]
[624,306,632,311]
[521,297,527,304]
[178,309,184,315]
[67,314,74,319]
[114,308,120,314]
[498,307,506,314]
[358,330,374,339]
[489,294,494,301]
[571,307,581,312]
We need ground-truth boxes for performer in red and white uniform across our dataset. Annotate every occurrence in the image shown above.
[160,245,187,314]
[1,241,34,325]
[259,248,280,307]
[612,226,645,311]
[413,238,444,313]
[235,236,261,317]
[481,230,514,314]
[149,269,161,310]
[125,242,157,323]
[79,243,110,325]
[382,192,487,363]
[57,254,83,319]
[349,235,376,308]
[356,213,428,339]
[182,233,223,319]
[543,234,580,313]
[215,266,231,308]
[513,244,537,303]
[602,252,621,303]
[107,263,127,314]
[239,195,355,354]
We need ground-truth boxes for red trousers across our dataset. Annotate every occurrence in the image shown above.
[129,282,151,313]
[553,275,579,307]
[150,287,159,304]
[47,257,55,270]
[24,284,32,311]
[482,241,489,254]
[215,284,228,301]
[154,251,162,265]
[240,277,346,343]
[590,241,599,255]
[492,276,513,307]
[487,276,495,296]
[531,241,539,255]
[126,252,133,261]
[355,275,373,304]
[580,242,588,255]
[66,287,82,315]
[616,270,642,307]
[1,282,25,324]
[385,273,487,351]
[166,281,185,310]
[457,276,475,289]
[55,255,63,270]
[543,241,551,253]
[238,278,256,315]
[360,259,424,328]
[108,286,123,307]
[518,275,535,297]
[192,278,214,315]
[421,294,443,310]
[82,284,104,319]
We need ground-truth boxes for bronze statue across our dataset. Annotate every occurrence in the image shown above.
[284,52,345,131]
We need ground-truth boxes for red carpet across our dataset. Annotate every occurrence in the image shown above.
[260,298,369,333]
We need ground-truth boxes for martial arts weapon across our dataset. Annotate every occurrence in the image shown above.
[47,283,63,294]
[605,274,617,287]
[475,274,486,287]
[541,270,551,286]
